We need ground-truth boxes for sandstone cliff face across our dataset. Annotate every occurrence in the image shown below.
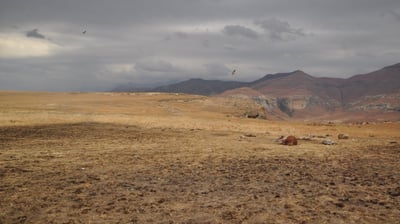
[346,93,400,112]
[222,64,400,120]
[248,95,340,117]
[250,93,400,118]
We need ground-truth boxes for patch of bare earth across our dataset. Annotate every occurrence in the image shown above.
[0,92,400,223]
[0,122,399,223]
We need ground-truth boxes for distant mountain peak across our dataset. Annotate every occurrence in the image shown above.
[188,78,205,81]
[384,62,400,69]
[252,71,297,84]
[287,70,313,78]
[291,70,305,74]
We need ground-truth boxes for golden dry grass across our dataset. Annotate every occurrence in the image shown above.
[1,91,400,223]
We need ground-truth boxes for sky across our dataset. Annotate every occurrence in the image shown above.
[1,0,400,91]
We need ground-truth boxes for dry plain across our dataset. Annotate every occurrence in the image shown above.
[0,91,400,223]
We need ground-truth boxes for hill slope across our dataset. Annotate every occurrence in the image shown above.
[339,63,400,103]
[222,63,400,120]
[151,78,248,96]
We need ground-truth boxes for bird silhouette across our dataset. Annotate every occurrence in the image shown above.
[82,30,87,34]
[232,69,237,75]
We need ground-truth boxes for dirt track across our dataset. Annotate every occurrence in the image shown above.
[1,92,400,223]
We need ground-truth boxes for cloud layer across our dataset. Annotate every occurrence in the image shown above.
[26,28,46,39]
[0,0,400,91]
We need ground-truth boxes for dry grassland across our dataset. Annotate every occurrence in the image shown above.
[1,92,400,223]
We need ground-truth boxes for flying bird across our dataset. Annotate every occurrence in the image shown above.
[82,30,87,34]
[231,69,237,75]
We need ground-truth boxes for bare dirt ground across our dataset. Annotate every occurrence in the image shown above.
[1,92,400,223]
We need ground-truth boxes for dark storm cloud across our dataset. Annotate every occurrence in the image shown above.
[135,59,177,73]
[203,63,231,78]
[174,32,189,39]
[254,18,305,41]
[388,10,400,21]
[222,25,259,39]
[1,0,400,91]
[26,28,45,39]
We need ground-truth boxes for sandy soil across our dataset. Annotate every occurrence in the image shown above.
[1,92,400,223]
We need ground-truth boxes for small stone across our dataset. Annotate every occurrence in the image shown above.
[334,202,345,208]
[388,187,400,197]
[322,139,336,145]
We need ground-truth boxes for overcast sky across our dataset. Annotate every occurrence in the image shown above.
[1,0,400,91]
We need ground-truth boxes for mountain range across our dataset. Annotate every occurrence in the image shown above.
[114,63,400,121]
